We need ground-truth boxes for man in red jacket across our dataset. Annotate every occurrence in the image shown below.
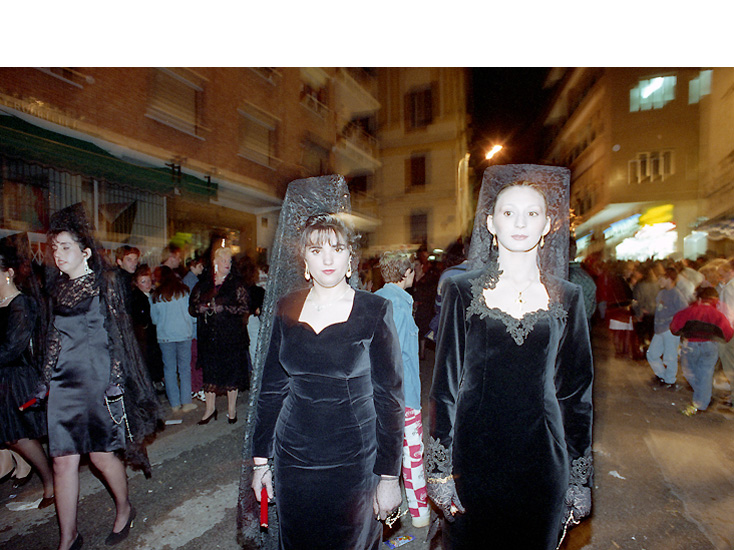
[671,286,734,416]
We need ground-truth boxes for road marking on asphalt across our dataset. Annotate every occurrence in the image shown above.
[134,480,239,549]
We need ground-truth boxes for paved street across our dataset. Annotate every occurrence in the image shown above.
[3,324,734,549]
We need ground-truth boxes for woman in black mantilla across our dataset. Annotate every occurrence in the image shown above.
[189,238,250,425]
[42,204,161,550]
[0,235,55,507]
[427,165,593,550]
[250,211,404,550]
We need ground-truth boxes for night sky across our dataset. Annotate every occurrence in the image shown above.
[470,67,553,165]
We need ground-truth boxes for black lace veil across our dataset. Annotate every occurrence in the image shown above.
[466,164,571,280]
[237,175,354,549]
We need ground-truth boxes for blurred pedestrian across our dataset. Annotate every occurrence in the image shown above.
[632,266,658,360]
[131,265,164,392]
[151,266,197,414]
[183,255,205,402]
[671,286,733,415]
[114,245,139,314]
[715,259,734,406]
[376,250,430,528]
[646,267,688,388]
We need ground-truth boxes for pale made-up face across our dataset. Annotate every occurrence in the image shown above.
[117,253,139,274]
[213,252,232,280]
[487,185,551,254]
[52,231,91,279]
[304,230,350,290]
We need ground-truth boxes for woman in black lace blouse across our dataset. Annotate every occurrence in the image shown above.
[427,165,593,550]
[42,205,160,550]
[0,239,55,508]
[189,242,250,425]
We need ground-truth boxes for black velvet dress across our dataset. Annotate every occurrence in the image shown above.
[0,295,46,444]
[430,270,593,550]
[252,289,404,550]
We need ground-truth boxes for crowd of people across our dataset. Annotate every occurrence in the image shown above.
[0,204,257,550]
[583,254,734,416]
[8,167,734,550]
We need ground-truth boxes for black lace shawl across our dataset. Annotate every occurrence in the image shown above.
[43,269,162,476]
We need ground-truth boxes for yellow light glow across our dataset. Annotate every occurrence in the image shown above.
[485,145,503,160]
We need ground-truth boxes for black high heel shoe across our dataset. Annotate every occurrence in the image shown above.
[12,472,33,489]
[105,506,135,546]
[227,413,237,425]
[198,409,218,425]
[69,533,83,550]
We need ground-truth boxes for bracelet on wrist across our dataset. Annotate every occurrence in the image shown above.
[427,474,453,484]
[253,463,270,471]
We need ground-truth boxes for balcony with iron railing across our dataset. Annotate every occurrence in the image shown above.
[334,122,381,174]
[349,188,379,219]
[335,68,380,118]
[300,90,330,119]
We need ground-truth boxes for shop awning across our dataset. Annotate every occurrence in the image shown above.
[0,115,216,198]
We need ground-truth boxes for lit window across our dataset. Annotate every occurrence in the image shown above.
[628,150,675,183]
[629,76,676,112]
[238,105,278,168]
[689,70,713,104]
[146,68,203,137]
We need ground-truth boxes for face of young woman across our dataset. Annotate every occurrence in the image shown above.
[304,230,350,289]
[487,185,551,254]
[52,231,91,279]
[135,275,153,294]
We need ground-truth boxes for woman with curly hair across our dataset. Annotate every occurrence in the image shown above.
[41,204,161,550]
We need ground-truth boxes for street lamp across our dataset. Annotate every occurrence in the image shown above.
[485,145,503,161]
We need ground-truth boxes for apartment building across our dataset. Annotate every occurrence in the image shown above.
[0,67,365,261]
[0,67,470,262]
[373,67,472,254]
[697,67,734,256]
[541,67,707,260]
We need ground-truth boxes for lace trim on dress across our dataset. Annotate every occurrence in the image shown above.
[557,452,593,549]
[425,436,453,479]
[465,265,567,345]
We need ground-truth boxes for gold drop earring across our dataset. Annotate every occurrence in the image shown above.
[540,235,545,248]
[346,264,352,279]
[492,233,497,248]
[304,263,311,281]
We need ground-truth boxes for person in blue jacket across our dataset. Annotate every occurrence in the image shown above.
[375,250,430,528]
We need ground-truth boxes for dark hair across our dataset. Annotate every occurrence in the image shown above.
[379,251,415,283]
[115,245,140,262]
[0,243,20,273]
[663,267,678,282]
[695,285,718,302]
[133,264,152,283]
[298,213,359,263]
[151,265,189,303]
[161,243,182,264]
[47,203,103,274]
